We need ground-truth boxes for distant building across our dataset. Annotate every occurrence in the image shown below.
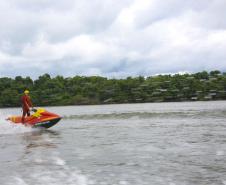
[209,93,217,96]
[171,89,179,92]
[209,90,217,93]
[152,92,161,95]
[183,87,189,90]
[196,91,203,93]
[159,89,167,92]
[204,95,212,100]
[103,98,113,103]
[209,78,217,81]
[191,97,198,100]
[164,81,171,83]
[187,77,194,79]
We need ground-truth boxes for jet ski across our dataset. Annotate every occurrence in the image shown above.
[7,108,61,129]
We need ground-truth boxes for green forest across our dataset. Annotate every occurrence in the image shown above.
[0,70,226,107]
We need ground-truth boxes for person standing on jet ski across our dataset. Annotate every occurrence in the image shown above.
[21,90,33,123]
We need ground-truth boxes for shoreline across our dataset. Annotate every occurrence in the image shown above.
[1,99,226,109]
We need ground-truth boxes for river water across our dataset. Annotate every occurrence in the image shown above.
[0,101,226,185]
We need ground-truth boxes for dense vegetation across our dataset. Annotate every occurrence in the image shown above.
[0,70,226,107]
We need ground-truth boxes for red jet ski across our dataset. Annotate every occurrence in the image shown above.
[7,108,61,129]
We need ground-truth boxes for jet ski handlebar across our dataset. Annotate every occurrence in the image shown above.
[31,108,37,112]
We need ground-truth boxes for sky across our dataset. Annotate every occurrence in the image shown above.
[0,0,226,79]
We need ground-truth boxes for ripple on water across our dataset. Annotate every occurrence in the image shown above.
[7,155,91,185]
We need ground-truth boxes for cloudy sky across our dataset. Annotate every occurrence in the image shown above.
[0,0,226,78]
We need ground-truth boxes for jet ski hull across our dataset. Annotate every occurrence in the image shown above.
[32,117,61,129]
[7,108,61,129]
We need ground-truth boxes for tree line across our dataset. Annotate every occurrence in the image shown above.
[0,70,226,107]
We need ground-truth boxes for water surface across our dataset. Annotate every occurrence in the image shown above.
[0,101,226,185]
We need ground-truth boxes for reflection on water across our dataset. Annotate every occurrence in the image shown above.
[23,130,60,154]
[23,129,61,142]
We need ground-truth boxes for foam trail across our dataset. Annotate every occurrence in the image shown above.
[0,111,31,135]
[6,155,91,185]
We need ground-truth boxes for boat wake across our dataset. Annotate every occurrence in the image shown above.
[0,112,31,135]
[7,163,90,185]
[63,110,226,120]
[2,130,91,185]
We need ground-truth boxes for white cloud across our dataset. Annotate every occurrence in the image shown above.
[0,0,226,78]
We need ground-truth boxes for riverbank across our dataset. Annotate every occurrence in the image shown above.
[0,70,225,107]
